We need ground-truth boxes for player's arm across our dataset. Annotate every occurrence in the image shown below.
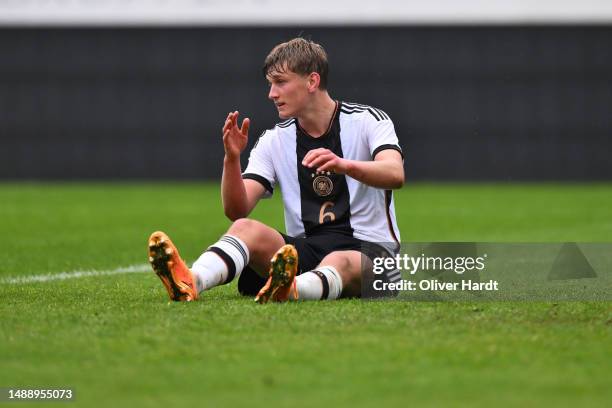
[347,149,404,189]
[302,148,404,189]
[221,111,266,220]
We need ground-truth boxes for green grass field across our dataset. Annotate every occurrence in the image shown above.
[1,183,611,407]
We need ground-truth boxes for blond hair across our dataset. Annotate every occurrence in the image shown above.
[263,38,329,90]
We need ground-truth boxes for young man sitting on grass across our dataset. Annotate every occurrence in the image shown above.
[148,37,404,302]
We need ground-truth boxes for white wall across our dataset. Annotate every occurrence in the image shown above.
[1,0,612,26]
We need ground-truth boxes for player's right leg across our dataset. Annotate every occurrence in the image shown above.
[148,218,285,301]
[148,231,198,301]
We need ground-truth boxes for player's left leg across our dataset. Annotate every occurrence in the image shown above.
[295,250,368,300]
[255,248,370,303]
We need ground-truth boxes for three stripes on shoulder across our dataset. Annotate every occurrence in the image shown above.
[276,118,296,128]
[341,102,390,121]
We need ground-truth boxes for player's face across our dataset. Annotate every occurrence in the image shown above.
[267,68,311,119]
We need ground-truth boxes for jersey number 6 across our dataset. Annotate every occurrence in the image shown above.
[319,201,336,224]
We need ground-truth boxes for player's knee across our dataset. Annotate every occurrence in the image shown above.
[320,252,352,274]
[227,218,281,261]
[228,218,259,234]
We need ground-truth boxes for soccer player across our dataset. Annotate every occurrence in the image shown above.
[148,38,404,302]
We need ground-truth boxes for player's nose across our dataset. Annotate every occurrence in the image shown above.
[268,84,279,100]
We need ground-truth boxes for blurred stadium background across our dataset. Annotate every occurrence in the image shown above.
[1,0,611,181]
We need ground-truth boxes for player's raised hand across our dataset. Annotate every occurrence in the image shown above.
[302,148,349,174]
[222,111,250,160]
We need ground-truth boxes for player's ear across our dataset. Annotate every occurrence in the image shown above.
[307,72,321,93]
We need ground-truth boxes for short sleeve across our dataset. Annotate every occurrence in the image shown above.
[366,112,404,160]
[242,130,276,198]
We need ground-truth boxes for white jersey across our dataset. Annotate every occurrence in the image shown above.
[243,101,402,250]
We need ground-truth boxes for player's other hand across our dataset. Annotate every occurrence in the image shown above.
[222,111,250,160]
[302,148,349,174]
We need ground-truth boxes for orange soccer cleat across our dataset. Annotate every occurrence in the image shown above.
[148,231,198,301]
[255,244,299,304]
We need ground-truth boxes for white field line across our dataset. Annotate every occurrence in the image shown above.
[0,264,151,285]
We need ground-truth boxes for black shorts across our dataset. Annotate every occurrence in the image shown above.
[279,232,391,275]
[237,232,396,297]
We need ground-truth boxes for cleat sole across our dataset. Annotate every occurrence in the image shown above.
[255,245,297,304]
[148,233,196,301]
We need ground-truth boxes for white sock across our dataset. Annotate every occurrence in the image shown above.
[296,266,343,300]
[191,235,249,293]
